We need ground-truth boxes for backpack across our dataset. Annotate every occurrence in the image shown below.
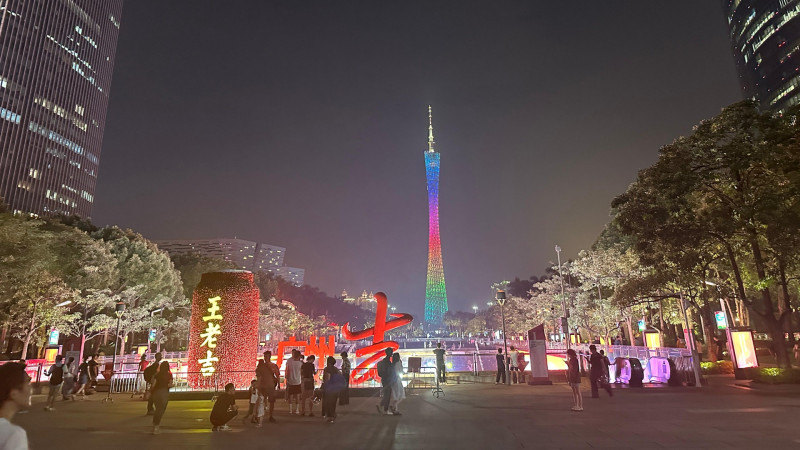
[143,362,158,383]
[324,372,347,393]
[49,365,63,385]
[376,358,388,379]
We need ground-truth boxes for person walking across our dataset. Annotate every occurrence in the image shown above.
[256,351,280,423]
[389,353,405,415]
[376,348,395,415]
[61,356,76,401]
[566,349,583,411]
[433,343,446,384]
[600,350,611,382]
[74,356,90,399]
[144,352,162,415]
[44,355,64,411]
[150,361,173,435]
[321,356,345,423]
[0,362,31,449]
[210,383,239,431]
[338,352,350,406]
[87,355,98,393]
[284,350,303,415]
[588,345,612,398]
[509,346,519,384]
[495,348,506,384]
[301,355,316,416]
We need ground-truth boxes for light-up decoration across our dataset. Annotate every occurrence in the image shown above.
[188,271,260,388]
[276,335,336,369]
[424,106,448,328]
[638,320,646,331]
[342,292,413,383]
[731,330,758,369]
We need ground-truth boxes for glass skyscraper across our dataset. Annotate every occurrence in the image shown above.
[723,0,800,112]
[0,0,124,217]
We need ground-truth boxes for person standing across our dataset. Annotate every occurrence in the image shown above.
[495,348,506,384]
[301,355,316,416]
[256,351,280,423]
[338,352,351,406]
[508,346,519,384]
[144,352,162,415]
[210,383,239,431]
[0,362,31,449]
[135,354,149,397]
[433,343,446,384]
[284,350,303,415]
[566,349,583,411]
[588,345,612,398]
[600,350,611,382]
[388,353,405,415]
[321,356,344,423]
[61,356,76,401]
[44,355,64,411]
[151,361,173,435]
[87,355,98,393]
[376,348,394,415]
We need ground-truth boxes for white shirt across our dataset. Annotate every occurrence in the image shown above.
[0,418,27,450]
[284,359,303,386]
[509,350,519,367]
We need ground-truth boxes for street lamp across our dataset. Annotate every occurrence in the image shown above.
[496,290,510,386]
[149,308,164,353]
[555,245,570,349]
[104,301,125,403]
[472,306,478,315]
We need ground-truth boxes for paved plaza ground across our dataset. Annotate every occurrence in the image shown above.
[16,377,800,449]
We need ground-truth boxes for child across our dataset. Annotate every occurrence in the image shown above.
[244,379,258,423]
[254,391,265,428]
[566,349,583,411]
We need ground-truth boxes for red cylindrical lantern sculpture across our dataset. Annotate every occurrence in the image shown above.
[188,270,260,389]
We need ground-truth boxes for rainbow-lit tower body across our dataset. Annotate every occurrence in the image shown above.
[424,105,448,328]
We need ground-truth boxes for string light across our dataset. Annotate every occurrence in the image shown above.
[188,271,260,389]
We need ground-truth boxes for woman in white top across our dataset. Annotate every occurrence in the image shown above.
[0,362,31,450]
[389,353,405,415]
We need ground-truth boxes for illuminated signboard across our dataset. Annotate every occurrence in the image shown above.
[638,320,646,331]
[715,311,728,330]
[148,329,157,342]
[276,336,336,369]
[731,330,758,369]
[199,296,222,376]
[48,328,59,346]
[341,292,413,383]
[644,330,661,349]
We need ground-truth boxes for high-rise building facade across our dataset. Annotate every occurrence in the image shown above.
[723,0,800,112]
[155,238,305,286]
[424,106,448,328]
[0,0,123,217]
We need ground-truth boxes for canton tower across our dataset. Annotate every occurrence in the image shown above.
[424,105,448,328]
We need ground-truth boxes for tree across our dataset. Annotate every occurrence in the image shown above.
[612,101,800,367]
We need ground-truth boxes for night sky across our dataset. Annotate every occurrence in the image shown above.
[94,2,742,319]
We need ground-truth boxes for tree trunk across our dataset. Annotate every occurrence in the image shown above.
[20,333,32,360]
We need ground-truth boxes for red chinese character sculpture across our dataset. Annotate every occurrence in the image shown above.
[341,292,413,384]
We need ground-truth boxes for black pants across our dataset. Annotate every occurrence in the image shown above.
[323,391,339,418]
[210,410,238,426]
[338,384,350,406]
[380,383,392,411]
[496,365,506,383]
[590,376,612,397]
[152,389,169,426]
[436,363,446,383]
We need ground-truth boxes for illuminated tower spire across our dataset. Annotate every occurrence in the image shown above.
[424,105,448,328]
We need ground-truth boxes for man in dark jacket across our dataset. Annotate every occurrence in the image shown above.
[588,345,612,398]
[495,348,506,384]
[144,352,162,415]
[376,348,394,415]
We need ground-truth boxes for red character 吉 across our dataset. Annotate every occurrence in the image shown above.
[341,292,413,384]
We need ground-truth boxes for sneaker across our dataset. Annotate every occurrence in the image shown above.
[570,406,578,411]
[385,411,395,416]
[211,426,219,432]
[255,423,262,428]
[392,410,402,416]
[268,417,277,423]
[152,426,160,435]
[218,425,232,431]
[575,407,584,411]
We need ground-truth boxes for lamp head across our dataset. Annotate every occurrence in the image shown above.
[495,290,506,305]
[114,301,126,318]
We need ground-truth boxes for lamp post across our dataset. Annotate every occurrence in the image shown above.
[496,290,510,385]
[104,301,125,403]
[555,245,570,349]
